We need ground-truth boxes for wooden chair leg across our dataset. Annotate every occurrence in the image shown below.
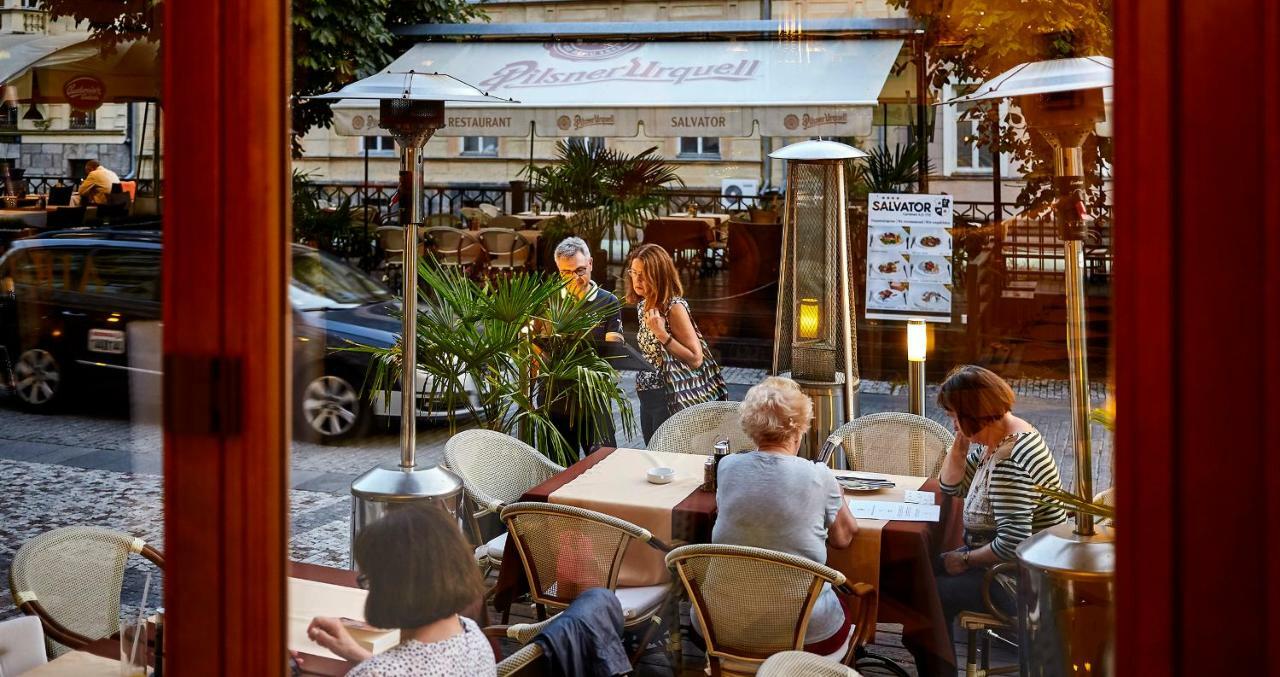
[967,626,980,677]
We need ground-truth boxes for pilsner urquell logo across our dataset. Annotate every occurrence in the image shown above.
[480,46,761,90]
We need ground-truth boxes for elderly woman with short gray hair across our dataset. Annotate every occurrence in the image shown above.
[711,376,859,652]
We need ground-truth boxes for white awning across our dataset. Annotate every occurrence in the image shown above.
[0,33,160,105]
[331,38,903,138]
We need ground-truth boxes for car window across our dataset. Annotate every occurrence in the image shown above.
[81,249,162,302]
[12,248,86,293]
[291,248,391,309]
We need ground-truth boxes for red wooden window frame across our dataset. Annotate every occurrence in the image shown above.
[162,0,291,673]
[1115,0,1279,673]
[156,0,1280,672]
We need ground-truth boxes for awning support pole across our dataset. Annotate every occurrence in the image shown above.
[914,34,929,193]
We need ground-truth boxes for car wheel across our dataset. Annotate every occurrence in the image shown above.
[12,348,65,411]
[299,374,371,442]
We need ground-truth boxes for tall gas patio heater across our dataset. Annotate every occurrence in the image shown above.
[949,56,1114,674]
[770,140,867,460]
[309,71,517,563]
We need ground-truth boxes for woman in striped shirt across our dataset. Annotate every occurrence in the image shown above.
[935,365,1066,636]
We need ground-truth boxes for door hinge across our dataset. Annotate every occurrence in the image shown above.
[163,354,242,436]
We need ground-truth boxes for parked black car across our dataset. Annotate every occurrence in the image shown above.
[0,230,471,441]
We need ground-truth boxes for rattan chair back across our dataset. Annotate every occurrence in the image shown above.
[423,226,483,267]
[759,651,861,676]
[9,526,164,656]
[445,430,564,516]
[460,207,490,228]
[835,412,953,477]
[477,228,533,270]
[501,502,651,611]
[497,643,547,677]
[647,401,753,455]
[375,225,404,254]
[665,544,846,667]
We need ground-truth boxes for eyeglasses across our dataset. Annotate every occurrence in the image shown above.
[559,266,590,278]
[627,269,644,278]
[356,572,369,590]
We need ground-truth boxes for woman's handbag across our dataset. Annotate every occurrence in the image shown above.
[659,302,728,413]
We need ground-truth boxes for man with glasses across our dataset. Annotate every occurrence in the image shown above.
[550,237,623,454]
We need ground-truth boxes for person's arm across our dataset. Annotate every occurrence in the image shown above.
[823,470,857,549]
[306,617,373,664]
[939,429,974,496]
[827,501,857,549]
[655,302,703,368]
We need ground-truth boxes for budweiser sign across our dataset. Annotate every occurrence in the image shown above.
[64,76,106,111]
[479,57,761,91]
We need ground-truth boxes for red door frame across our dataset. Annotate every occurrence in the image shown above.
[156,0,1280,672]
[162,0,291,673]
[1114,0,1279,673]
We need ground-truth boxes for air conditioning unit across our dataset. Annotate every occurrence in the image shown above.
[720,178,759,210]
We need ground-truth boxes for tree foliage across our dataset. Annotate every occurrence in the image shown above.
[291,0,484,143]
[43,0,484,145]
[888,0,1113,215]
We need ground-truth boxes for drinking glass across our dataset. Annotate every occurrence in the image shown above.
[119,618,148,677]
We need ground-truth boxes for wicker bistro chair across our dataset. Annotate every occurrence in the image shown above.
[665,544,877,676]
[423,226,484,273]
[834,412,954,478]
[647,401,754,456]
[444,430,565,577]
[477,228,533,275]
[8,526,165,657]
[500,502,674,664]
[423,212,463,229]
[758,651,862,677]
[375,225,405,288]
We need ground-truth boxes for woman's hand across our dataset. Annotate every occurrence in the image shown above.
[307,617,373,664]
[644,308,669,343]
[941,549,969,575]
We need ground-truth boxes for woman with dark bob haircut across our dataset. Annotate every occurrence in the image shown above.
[934,365,1066,639]
[305,504,494,676]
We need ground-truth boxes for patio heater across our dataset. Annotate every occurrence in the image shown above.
[309,71,517,565]
[951,57,1115,675]
[769,140,866,461]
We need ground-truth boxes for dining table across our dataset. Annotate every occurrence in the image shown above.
[493,446,965,677]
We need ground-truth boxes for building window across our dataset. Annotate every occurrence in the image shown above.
[678,136,721,159]
[461,136,498,156]
[942,83,1008,176]
[362,136,395,155]
[69,109,96,131]
[22,0,41,8]
[564,137,605,153]
[0,105,16,130]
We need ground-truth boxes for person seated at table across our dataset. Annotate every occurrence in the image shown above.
[547,236,624,457]
[935,365,1067,636]
[77,160,120,206]
[305,504,495,676]
[710,375,859,650]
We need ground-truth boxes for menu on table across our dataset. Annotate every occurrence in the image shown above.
[865,192,954,323]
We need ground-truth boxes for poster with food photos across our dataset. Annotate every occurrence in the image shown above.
[865,193,954,322]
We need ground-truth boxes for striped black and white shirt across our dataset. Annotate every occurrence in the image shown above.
[940,430,1067,561]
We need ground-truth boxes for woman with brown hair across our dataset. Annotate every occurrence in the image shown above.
[626,243,723,443]
[934,365,1066,637]
[304,504,494,676]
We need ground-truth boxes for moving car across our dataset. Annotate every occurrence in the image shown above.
[0,230,471,441]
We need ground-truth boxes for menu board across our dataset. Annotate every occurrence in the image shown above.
[864,193,954,323]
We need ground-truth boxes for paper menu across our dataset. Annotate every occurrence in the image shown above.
[902,490,935,505]
[849,499,941,522]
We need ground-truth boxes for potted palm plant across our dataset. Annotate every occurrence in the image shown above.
[525,141,683,285]
[353,259,634,467]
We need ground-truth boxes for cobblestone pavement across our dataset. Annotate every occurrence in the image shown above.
[0,370,1112,625]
